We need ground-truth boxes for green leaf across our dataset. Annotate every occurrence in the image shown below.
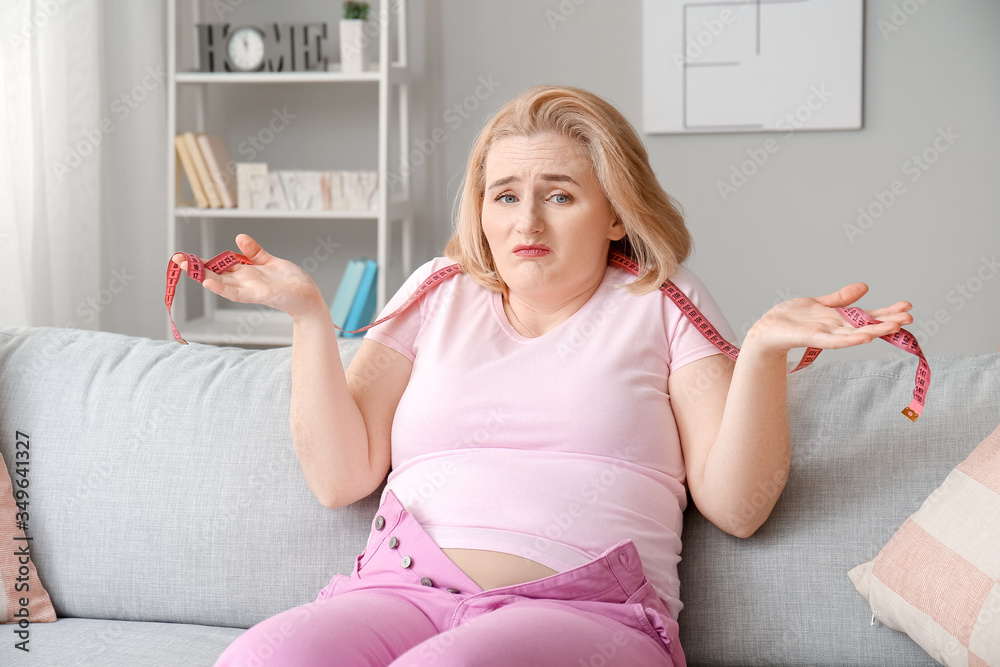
[343,1,370,20]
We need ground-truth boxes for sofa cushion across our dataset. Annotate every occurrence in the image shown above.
[0,617,242,666]
[848,421,1000,666]
[0,326,373,629]
[678,352,1000,666]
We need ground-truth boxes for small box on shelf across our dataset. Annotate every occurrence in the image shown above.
[234,164,378,213]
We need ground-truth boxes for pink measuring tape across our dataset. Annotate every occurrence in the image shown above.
[166,249,930,421]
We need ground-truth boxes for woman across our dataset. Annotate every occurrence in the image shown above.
[198,86,913,666]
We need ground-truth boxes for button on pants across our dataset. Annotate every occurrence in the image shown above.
[215,490,684,667]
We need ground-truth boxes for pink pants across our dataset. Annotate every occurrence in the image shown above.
[215,490,684,667]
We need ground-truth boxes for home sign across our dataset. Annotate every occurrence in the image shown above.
[196,23,330,72]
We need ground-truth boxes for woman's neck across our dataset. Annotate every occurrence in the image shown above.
[502,275,605,338]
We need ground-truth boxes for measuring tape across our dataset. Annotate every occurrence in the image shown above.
[606,253,929,421]
[166,249,929,420]
[165,251,254,345]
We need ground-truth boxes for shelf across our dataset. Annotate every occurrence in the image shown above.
[175,207,379,220]
[177,309,368,347]
[176,67,380,84]
[168,0,413,347]
[178,309,293,346]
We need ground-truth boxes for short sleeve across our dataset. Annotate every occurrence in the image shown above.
[363,257,454,362]
[664,266,739,375]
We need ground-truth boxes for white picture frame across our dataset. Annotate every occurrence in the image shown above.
[643,0,864,134]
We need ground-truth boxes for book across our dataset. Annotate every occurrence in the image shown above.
[342,171,363,211]
[174,135,208,208]
[342,260,378,337]
[181,132,222,208]
[276,171,324,211]
[278,171,298,211]
[298,171,324,210]
[330,259,366,335]
[196,134,237,208]
[328,171,347,210]
[173,147,183,207]
[320,172,331,210]
[360,171,379,211]
[265,172,289,209]
[236,163,268,209]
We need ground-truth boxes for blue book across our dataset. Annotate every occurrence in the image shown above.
[330,260,366,336]
[342,260,378,337]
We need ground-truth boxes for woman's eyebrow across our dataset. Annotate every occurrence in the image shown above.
[486,174,579,191]
[540,174,579,186]
[487,176,517,191]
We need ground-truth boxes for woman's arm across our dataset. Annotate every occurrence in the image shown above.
[176,234,410,509]
[290,312,408,509]
[670,282,913,538]
[669,347,785,538]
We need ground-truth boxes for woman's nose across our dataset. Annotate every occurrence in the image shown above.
[514,199,545,234]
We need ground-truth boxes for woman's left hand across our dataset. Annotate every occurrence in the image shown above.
[746,282,914,358]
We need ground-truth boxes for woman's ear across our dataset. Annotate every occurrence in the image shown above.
[609,218,627,242]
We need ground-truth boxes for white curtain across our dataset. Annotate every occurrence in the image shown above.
[0,0,102,328]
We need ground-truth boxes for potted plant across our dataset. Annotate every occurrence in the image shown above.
[340,1,371,74]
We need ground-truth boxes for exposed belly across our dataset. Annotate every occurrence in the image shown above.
[441,547,558,590]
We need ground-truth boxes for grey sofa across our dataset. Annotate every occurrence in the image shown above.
[0,325,997,666]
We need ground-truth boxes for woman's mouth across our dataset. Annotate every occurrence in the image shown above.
[513,244,551,257]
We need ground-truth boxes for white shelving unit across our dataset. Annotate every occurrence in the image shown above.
[166,1,413,346]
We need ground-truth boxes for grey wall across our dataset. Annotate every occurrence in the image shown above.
[100,0,167,340]
[100,0,999,365]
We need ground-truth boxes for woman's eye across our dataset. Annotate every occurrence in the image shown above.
[498,194,517,204]
[551,193,571,204]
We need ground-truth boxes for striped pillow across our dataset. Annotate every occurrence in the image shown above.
[1,450,56,625]
[849,422,1000,666]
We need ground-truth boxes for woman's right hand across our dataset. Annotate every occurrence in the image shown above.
[171,234,326,322]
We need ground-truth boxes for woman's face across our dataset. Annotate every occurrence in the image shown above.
[480,132,625,302]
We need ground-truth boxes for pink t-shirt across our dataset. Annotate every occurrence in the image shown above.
[364,256,738,619]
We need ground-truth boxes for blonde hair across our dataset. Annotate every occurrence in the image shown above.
[443,85,691,295]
